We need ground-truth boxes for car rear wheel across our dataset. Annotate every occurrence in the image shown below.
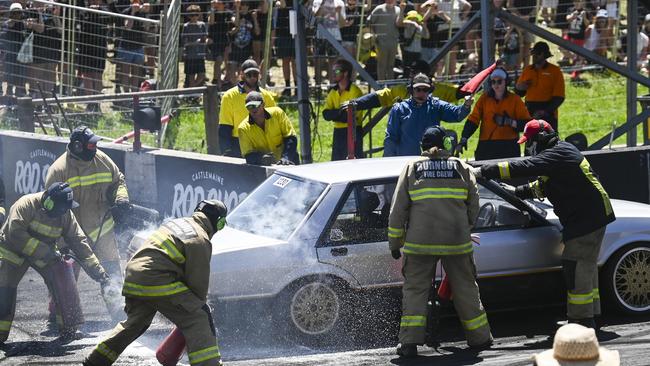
[602,243,650,315]
[274,277,353,344]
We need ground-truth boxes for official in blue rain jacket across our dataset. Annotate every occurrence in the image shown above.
[384,73,472,157]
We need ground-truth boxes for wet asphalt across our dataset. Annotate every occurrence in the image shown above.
[1,268,649,366]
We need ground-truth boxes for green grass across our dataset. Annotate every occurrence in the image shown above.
[1,71,646,161]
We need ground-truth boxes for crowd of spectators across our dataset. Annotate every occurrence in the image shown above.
[0,0,645,105]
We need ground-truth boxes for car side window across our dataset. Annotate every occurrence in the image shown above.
[475,185,530,229]
[325,182,396,246]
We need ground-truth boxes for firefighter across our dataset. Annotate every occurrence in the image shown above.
[83,199,228,366]
[471,120,615,329]
[388,126,492,357]
[45,126,129,319]
[0,182,110,343]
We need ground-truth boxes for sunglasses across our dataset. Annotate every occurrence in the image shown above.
[414,87,430,93]
[246,104,262,110]
[245,71,259,78]
[491,79,504,85]
[333,69,344,75]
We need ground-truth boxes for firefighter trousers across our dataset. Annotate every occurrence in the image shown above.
[399,253,492,346]
[86,291,221,366]
[0,258,81,342]
[562,227,606,320]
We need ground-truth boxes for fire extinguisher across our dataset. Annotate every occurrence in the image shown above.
[437,274,452,301]
[156,327,186,366]
[50,256,85,330]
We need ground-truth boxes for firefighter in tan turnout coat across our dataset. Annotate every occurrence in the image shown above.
[46,127,128,292]
[0,182,110,342]
[84,200,228,366]
[388,126,493,357]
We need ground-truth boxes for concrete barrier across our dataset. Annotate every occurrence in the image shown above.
[1,130,650,215]
[0,130,269,216]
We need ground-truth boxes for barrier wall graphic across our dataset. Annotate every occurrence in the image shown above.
[0,131,268,216]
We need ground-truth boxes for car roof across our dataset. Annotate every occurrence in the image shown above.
[275,156,416,184]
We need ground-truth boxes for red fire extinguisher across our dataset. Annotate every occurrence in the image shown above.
[156,327,186,366]
[437,274,452,301]
[50,257,85,329]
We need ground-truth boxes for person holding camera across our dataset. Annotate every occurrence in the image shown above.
[1,3,27,97]
[456,67,531,160]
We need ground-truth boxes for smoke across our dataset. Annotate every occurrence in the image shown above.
[227,177,325,242]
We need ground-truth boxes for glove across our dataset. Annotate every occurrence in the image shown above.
[469,166,482,178]
[276,156,295,165]
[493,114,505,126]
[463,95,474,109]
[0,211,4,227]
[455,137,468,155]
[98,271,111,287]
[391,249,402,260]
[499,182,516,195]
[261,153,276,166]
[42,249,63,266]
[340,100,356,110]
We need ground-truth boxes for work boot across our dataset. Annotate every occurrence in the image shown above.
[396,343,418,358]
[469,338,493,351]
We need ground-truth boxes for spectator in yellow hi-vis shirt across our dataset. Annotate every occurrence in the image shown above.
[238,91,299,166]
[218,59,276,157]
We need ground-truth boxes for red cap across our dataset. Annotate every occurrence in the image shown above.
[517,119,554,144]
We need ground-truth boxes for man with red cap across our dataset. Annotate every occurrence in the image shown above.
[470,119,615,330]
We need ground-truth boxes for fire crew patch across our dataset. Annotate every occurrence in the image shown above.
[415,159,461,180]
[163,219,197,240]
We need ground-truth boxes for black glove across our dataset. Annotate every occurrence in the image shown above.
[391,249,402,260]
[42,249,63,266]
[111,199,132,222]
[98,271,110,287]
[455,137,468,155]
[261,153,276,166]
[0,211,5,227]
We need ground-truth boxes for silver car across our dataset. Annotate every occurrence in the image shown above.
[209,157,650,341]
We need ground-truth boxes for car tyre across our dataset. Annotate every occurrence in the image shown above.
[274,277,355,345]
[601,243,650,315]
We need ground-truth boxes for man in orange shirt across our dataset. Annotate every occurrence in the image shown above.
[515,42,565,131]
[458,67,531,160]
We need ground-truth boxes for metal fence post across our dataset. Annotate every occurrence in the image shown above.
[204,85,220,155]
[17,97,35,133]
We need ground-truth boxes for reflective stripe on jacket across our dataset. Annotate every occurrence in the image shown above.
[45,149,127,244]
[0,193,105,279]
[123,212,215,301]
[388,148,479,255]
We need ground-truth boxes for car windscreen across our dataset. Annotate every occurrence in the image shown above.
[226,174,327,240]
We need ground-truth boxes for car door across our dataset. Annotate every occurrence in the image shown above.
[472,183,563,277]
[316,180,402,288]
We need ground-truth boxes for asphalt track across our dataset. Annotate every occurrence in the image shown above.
[1,268,649,365]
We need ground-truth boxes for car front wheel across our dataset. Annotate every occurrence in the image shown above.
[275,277,352,344]
[602,243,650,315]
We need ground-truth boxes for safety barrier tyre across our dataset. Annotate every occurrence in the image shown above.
[601,243,650,315]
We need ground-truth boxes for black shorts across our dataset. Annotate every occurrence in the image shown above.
[275,37,295,58]
[230,44,252,64]
[184,58,206,75]
[209,41,228,60]
[315,38,336,57]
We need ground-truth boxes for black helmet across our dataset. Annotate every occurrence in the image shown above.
[42,182,79,217]
[195,200,228,231]
[421,126,455,152]
[69,126,101,161]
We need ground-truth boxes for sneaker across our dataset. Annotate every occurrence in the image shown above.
[396,343,418,357]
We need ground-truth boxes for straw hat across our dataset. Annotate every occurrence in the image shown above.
[533,324,619,366]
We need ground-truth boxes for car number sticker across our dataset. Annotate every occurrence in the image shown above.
[273,176,292,188]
